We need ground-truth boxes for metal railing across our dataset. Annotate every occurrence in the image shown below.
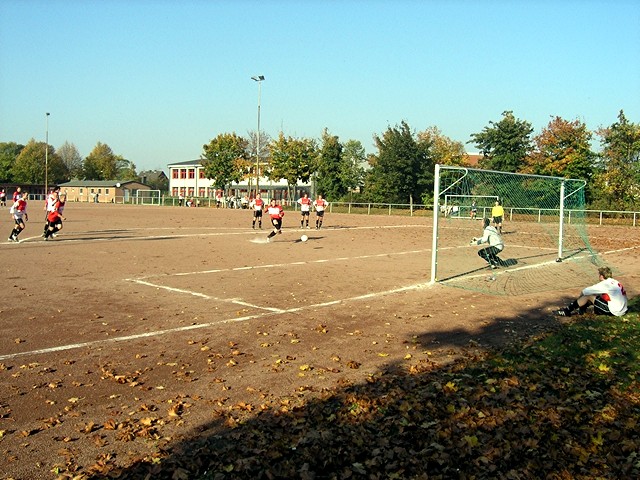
[47,194,639,227]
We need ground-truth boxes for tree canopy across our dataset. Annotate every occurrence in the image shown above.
[470,111,534,173]
[365,121,434,204]
[0,142,24,182]
[201,133,249,191]
[592,110,640,209]
[12,139,68,185]
[267,132,317,195]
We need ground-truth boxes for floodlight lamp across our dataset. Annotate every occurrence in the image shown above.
[251,75,265,81]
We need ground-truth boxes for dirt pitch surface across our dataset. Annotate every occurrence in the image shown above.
[1,204,638,479]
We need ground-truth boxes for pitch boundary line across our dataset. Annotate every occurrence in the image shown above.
[0,282,432,362]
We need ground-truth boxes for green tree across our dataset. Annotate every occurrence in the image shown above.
[12,139,68,185]
[365,121,433,204]
[340,139,367,199]
[84,142,118,180]
[116,156,138,181]
[57,141,84,179]
[315,129,345,200]
[201,133,249,191]
[523,116,596,181]
[469,111,533,172]
[0,142,24,182]
[418,126,467,166]
[267,132,317,199]
[592,110,640,209]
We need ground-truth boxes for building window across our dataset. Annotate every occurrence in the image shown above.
[198,187,206,197]
[172,169,179,179]
[105,189,110,195]
[172,187,178,196]
[188,168,195,179]
[180,169,187,179]
[80,188,83,194]
[199,169,205,179]
[188,187,194,196]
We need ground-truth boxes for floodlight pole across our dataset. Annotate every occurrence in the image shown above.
[251,75,264,198]
[45,112,50,197]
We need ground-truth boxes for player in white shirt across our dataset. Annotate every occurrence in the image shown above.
[266,199,285,241]
[556,266,628,317]
[297,192,312,229]
[313,194,329,230]
[43,186,60,237]
[469,218,504,269]
[249,193,265,229]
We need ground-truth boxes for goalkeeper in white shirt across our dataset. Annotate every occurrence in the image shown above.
[556,266,628,317]
[470,217,504,269]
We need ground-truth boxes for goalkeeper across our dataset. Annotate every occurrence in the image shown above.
[470,218,504,269]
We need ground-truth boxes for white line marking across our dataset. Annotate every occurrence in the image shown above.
[130,279,285,312]
[0,282,432,361]
[135,249,430,280]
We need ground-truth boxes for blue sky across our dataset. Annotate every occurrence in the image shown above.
[1,0,638,172]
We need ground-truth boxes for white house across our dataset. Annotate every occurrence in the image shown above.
[167,159,312,202]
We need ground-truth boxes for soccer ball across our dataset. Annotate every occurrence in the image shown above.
[300,234,308,242]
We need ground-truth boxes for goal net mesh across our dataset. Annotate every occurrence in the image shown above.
[432,166,602,295]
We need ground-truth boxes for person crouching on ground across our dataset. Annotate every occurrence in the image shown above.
[470,217,504,269]
[266,199,284,241]
[556,266,628,317]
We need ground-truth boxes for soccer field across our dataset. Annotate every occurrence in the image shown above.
[0,203,637,478]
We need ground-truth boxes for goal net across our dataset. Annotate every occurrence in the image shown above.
[133,189,161,205]
[430,165,602,295]
[443,194,499,218]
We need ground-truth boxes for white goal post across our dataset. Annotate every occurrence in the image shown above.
[134,189,162,205]
[430,164,591,285]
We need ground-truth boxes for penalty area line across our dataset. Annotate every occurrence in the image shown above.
[128,279,285,313]
[0,281,433,362]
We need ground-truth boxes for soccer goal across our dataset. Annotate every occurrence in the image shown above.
[430,165,601,295]
[133,189,162,205]
[443,194,499,218]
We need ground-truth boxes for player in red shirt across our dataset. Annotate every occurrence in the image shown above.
[42,186,60,237]
[44,191,67,240]
[313,194,329,230]
[266,198,284,241]
[297,192,312,229]
[250,193,265,229]
[8,191,28,242]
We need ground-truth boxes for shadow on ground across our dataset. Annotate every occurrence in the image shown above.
[86,297,639,479]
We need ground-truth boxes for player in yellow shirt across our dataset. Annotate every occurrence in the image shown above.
[491,200,504,233]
